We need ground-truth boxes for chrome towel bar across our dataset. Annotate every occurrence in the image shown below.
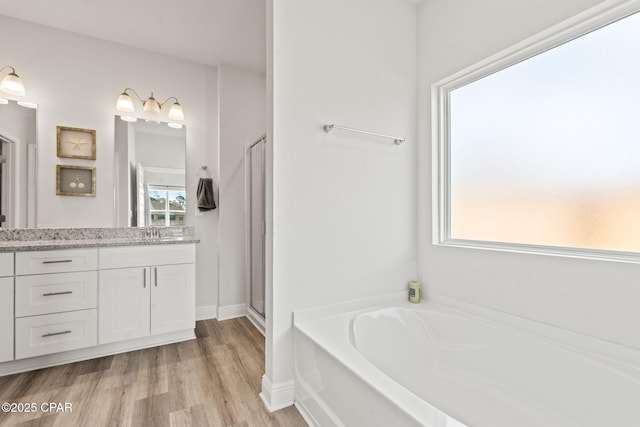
[323,124,405,145]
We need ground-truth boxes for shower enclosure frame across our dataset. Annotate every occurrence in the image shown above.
[245,134,267,334]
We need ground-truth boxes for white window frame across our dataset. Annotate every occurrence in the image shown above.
[147,184,186,227]
[432,0,640,263]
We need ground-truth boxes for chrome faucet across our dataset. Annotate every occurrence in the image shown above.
[145,226,160,239]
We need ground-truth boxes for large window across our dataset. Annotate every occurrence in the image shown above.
[148,185,186,227]
[434,5,640,257]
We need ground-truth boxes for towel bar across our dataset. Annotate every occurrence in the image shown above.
[323,124,405,145]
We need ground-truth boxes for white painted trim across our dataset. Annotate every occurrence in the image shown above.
[217,303,247,320]
[294,400,320,427]
[260,374,295,412]
[0,329,194,377]
[431,0,640,261]
[196,304,218,321]
[246,306,265,336]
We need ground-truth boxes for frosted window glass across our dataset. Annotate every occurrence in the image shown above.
[449,11,640,252]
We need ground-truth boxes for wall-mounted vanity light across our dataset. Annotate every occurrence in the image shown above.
[115,88,184,128]
[0,66,26,97]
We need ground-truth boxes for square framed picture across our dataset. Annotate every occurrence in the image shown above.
[56,165,96,197]
[56,126,96,160]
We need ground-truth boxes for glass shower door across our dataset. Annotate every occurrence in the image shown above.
[249,137,266,318]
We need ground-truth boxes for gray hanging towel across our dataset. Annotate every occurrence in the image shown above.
[197,178,216,211]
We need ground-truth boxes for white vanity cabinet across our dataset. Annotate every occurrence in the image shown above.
[0,253,14,363]
[0,240,197,376]
[14,249,98,360]
[98,245,195,344]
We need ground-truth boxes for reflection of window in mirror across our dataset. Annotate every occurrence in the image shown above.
[148,185,186,227]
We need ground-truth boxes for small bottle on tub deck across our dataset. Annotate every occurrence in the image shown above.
[409,280,421,303]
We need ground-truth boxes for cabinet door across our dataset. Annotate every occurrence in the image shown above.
[151,264,195,335]
[0,277,13,362]
[99,267,150,344]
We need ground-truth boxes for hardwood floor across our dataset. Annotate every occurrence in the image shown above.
[0,318,308,427]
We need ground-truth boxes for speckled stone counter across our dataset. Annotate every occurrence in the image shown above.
[0,227,199,252]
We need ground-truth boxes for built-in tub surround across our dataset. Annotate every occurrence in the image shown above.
[293,293,640,427]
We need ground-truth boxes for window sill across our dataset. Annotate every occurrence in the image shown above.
[438,239,640,264]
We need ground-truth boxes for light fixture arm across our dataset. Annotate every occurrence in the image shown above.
[121,89,180,110]
[158,96,180,108]
[0,66,16,75]
[121,87,146,104]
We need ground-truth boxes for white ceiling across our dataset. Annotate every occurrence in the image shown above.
[0,0,266,72]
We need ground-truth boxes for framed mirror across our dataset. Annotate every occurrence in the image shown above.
[114,117,186,227]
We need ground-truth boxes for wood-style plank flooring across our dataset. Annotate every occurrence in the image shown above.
[0,318,308,427]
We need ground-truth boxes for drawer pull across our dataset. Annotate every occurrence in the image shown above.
[42,291,73,297]
[42,330,72,338]
[42,259,73,264]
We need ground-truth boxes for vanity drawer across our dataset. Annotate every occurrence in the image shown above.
[16,248,98,275]
[16,309,98,360]
[0,252,13,277]
[15,309,97,360]
[15,271,98,317]
[99,244,195,269]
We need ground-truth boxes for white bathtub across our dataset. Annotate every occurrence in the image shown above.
[293,293,640,427]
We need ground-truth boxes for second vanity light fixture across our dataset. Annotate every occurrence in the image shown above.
[116,88,185,128]
[0,65,26,96]
[0,65,36,109]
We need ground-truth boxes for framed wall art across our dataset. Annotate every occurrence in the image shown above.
[56,165,96,197]
[56,126,96,160]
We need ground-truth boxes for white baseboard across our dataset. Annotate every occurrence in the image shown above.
[294,399,319,427]
[246,307,265,336]
[260,375,295,412]
[217,303,247,320]
[196,304,218,321]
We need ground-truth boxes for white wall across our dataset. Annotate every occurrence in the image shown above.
[218,64,266,316]
[0,16,220,313]
[418,0,640,350]
[265,0,418,405]
[134,131,185,171]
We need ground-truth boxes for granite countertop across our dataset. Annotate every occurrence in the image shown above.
[0,236,200,252]
[0,227,199,252]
